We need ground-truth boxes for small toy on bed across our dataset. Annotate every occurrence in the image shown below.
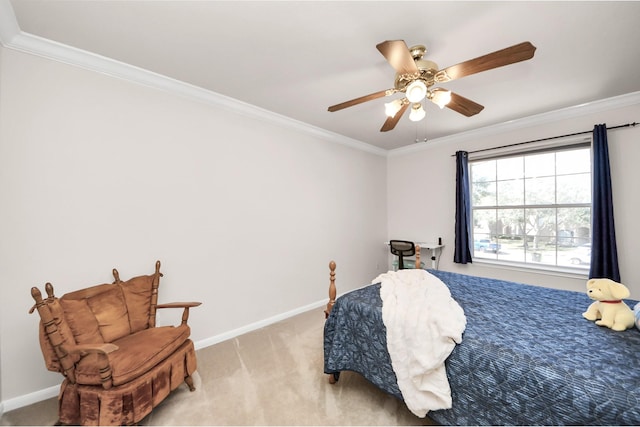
[582,278,635,331]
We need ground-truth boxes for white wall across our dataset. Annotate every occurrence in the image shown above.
[0,46,388,405]
[387,99,640,295]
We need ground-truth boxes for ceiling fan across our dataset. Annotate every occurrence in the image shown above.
[328,40,536,132]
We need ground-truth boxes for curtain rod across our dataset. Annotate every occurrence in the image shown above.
[451,121,639,157]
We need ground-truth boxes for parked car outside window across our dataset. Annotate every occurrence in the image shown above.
[474,239,501,253]
[566,243,591,265]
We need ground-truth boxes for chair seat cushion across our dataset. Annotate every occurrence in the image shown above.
[74,324,191,387]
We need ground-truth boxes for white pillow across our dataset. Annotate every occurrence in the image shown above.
[634,302,640,330]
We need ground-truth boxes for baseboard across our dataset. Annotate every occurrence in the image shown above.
[0,299,328,413]
[193,298,327,350]
[1,385,59,413]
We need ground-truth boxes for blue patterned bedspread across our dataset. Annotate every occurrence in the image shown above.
[323,270,640,425]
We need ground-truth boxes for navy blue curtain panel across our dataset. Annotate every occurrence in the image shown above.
[589,124,620,282]
[454,151,473,264]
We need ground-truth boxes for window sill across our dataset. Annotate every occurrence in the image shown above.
[472,258,590,280]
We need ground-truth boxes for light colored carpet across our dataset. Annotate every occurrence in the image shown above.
[1,308,436,425]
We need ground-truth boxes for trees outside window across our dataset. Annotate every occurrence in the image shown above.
[470,146,591,269]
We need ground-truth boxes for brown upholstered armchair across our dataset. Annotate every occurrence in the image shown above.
[29,260,201,425]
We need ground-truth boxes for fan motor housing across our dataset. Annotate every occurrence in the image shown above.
[394,58,439,90]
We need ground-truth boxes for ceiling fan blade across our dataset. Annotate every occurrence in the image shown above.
[436,41,536,83]
[380,100,410,132]
[376,40,419,76]
[445,91,485,117]
[328,89,395,112]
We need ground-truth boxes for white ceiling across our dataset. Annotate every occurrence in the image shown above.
[5,1,640,150]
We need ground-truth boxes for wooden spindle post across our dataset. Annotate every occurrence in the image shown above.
[415,245,421,269]
[325,261,336,319]
[112,268,122,284]
[30,285,77,384]
[149,260,162,328]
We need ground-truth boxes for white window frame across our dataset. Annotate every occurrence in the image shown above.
[468,136,592,276]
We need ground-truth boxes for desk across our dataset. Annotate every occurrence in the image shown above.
[385,242,444,269]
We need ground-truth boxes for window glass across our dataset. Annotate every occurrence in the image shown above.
[497,179,524,206]
[525,176,555,205]
[497,157,523,180]
[525,152,555,178]
[557,173,591,204]
[471,160,496,182]
[471,160,497,206]
[470,145,591,271]
[557,149,590,174]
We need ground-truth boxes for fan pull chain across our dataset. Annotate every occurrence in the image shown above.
[415,101,428,144]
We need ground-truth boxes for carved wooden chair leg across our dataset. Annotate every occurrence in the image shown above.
[185,374,196,391]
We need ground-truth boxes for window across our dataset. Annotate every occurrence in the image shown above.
[470,144,591,270]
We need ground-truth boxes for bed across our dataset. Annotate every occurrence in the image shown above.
[323,261,640,425]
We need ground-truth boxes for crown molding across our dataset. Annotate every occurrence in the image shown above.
[0,1,386,157]
[388,91,640,157]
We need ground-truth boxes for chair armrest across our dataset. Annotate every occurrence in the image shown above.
[157,302,202,325]
[156,302,202,309]
[68,343,119,357]
[67,343,119,390]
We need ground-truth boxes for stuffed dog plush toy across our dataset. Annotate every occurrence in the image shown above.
[582,278,635,331]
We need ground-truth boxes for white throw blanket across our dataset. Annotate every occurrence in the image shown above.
[373,269,466,417]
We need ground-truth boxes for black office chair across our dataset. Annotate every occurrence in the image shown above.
[389,240,415,270]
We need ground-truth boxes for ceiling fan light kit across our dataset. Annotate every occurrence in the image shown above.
[430,88,452,109]
[409,103,426,122]
[328,40,536,133]
[405,80,428,103]
[384,98,405,117]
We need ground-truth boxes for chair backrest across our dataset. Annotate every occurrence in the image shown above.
[389,240,415,270]
[29,261,163,377]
